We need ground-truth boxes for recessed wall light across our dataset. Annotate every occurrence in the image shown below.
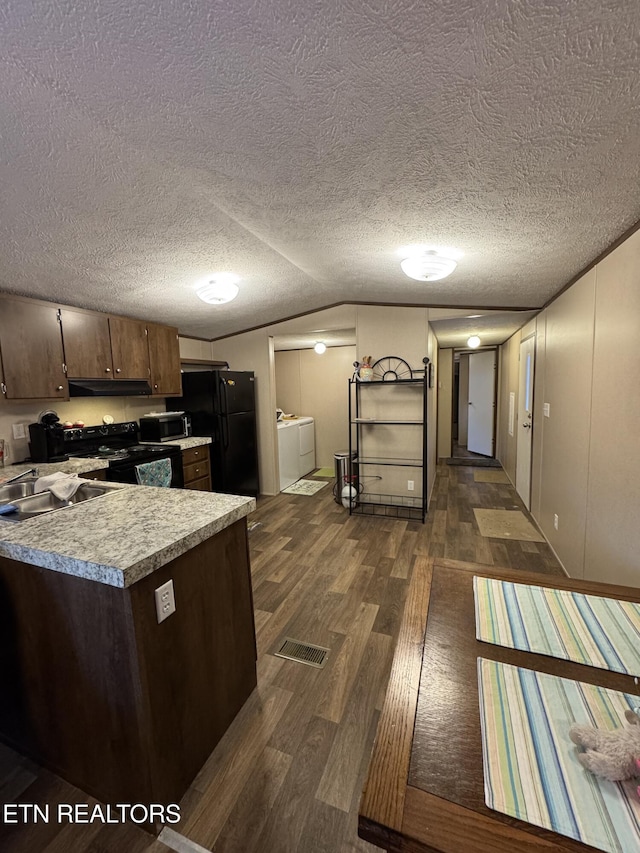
[314,342,327,355]
[195,272,240,304]
[467,335,481,349]
[397,245,462,282]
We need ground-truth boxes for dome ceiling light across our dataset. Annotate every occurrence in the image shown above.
[314,341,327,354]
[467,335,481,349]
[398,245,462,282]
[195,272,240,304]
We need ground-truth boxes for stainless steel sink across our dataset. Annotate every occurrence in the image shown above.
[0,481,124,521]
[0,479,38,503]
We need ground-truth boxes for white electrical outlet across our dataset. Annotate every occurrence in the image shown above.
[154,579,176,623]
[407,480,414,491]
[12,423,25,440]
[553,514,559,531]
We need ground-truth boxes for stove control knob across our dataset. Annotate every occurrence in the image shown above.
[99,425,109,435]
[126,423,136,432]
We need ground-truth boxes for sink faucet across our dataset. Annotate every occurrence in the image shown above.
[3,467,38,485]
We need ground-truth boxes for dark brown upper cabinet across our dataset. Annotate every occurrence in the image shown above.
[108,316,150,380]
[0,297,67,400]
[61,310,150,382]
[60,308,113,378]
[147,323,182,396]
[1,295,182,400]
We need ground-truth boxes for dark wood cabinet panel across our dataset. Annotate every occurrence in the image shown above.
[147,322,182,395]
[109,316,150,380]
[82,469,107,481]
[0,291,181,399]
[0,521,256,807]
[0,299,67,400]
[182,446,212,491]
[184,476,212,491]
[60,308,113,378]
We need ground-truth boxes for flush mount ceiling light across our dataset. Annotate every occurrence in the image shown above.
[195,272,240,304]
[314,341,327,354]
[467,335,481,349]
[398,245,462,282]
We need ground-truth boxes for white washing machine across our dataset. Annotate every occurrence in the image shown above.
[297,417,316,477]
[277,421,300,491]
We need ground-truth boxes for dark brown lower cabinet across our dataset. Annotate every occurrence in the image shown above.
[182,445,212,491]
[0,520,257,807]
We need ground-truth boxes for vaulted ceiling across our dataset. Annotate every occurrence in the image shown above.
[1,1,639,339]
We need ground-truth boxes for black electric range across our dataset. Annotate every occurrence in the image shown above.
[63,422,184,488]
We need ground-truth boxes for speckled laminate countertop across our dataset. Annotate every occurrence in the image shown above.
[1,458,110,479]
[1,436,213,481]
[0,484,254,588]
[140,436,212,451]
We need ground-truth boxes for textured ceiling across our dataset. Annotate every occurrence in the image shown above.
[273,328,356,351]
[429,310,539,348]
[1,1,639,339]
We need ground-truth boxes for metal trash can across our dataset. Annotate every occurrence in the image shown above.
[334,450,357,506]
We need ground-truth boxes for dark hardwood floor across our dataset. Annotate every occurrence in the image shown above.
[0,463,563,852]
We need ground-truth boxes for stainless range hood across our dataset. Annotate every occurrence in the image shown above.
[68,379,153,397]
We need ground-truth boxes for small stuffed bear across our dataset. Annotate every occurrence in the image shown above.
[569,709,640,783]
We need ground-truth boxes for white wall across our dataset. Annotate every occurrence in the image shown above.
[437,348,453,459]
[458,354,469,446]
[356,306,435,503]
[210,330,278,496]
[537,270,595,578]
[275,346,356,468]
[203,304,439,504]
[426,325,438,501]
[583,231,640,586]
[179,337,213,361]
[496,332,520,482]
[496,227,640,587]
[0,397,158,467]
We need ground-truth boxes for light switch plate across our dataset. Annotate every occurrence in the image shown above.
[154,579,176,623]
[543,403,550,418]
[12,423,25,440]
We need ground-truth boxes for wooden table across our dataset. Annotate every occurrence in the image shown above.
[358,557,640,852]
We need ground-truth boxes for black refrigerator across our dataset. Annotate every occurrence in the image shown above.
[175,370,259,497]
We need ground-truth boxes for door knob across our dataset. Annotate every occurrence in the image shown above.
[522,422,531,429]
[105,367,111,373]
[115,368,121,374]
[56,385,64,391]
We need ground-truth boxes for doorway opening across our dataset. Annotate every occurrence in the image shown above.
[451,348,498,460]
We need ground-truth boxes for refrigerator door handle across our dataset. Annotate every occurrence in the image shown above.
[220,375,229,415]
[221,413,230,449]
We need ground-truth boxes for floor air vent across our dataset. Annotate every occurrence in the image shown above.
[275,638,329,668]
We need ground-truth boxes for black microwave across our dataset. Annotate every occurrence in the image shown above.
[139,412,191,442]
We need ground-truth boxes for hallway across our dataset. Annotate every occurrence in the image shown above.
[0,463,563,853]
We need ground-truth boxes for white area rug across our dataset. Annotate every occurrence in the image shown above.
[282,479,329,496]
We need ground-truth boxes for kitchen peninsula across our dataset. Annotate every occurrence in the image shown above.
[0,475,257,810]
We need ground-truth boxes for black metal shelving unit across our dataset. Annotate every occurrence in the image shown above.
[347,375,428,522]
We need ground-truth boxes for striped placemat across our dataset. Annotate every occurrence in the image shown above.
[478,658,640,852]
[474,576,640,677]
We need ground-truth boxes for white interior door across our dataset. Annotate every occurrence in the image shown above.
[467,351,496,456]
[516,336,535,508]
